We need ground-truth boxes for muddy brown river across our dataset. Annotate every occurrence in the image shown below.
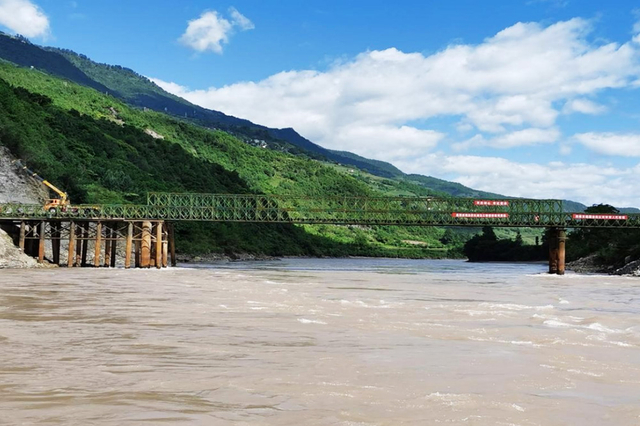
[0,259,639,425]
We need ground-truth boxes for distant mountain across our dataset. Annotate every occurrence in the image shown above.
[328,149,404,178]
[404,174,503,198]
[618,207,640,213]
[0,32,111,94]
[268,128,403,178]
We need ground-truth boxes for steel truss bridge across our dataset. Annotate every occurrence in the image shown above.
[0,193,638,228]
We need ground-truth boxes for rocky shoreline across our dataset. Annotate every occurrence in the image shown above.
[0,228,48,269]
[567,253,640,276]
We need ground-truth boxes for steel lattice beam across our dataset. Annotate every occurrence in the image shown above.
[1,194,638,228]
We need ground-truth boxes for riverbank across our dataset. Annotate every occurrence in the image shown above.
[0,228,43,268]
[567,253,640,276]
[3,227,640,277]
[176,252,280,263]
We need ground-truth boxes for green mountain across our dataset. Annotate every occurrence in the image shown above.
[0,32,111,94]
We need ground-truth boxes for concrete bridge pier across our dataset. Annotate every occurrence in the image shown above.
[548,227,566,275]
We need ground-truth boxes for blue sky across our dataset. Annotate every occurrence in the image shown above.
[2,0,640,207]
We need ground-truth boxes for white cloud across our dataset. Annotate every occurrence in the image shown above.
[562,98,607,114]
[490,127,560,148]
[150,78,189,96]
[395,154,640,207]
[330,125,444,160]
[0,0,49,38]
[229,7,254,31]
[453,128,560,151]
[159,18,640,161]
[574,132,640,157]
[179,8,254,54]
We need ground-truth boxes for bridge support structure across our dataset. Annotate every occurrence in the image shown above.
[1,219,173,269]
[547,227,566,275]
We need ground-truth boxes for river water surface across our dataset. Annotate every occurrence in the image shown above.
[1,259,639,425]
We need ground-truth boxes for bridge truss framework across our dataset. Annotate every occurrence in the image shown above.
[0,193,638,228]
[1,194,638,274]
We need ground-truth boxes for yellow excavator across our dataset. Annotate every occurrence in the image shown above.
[12,160,70,212]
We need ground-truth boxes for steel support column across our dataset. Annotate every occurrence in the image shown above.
[94,222,102,267]
[75,223,82,267]
[38,221,45,264]
[125,222,133,269]
[104,223,112,267]
[135,240,141,268]
[19,221,25,251]
[81,223,89,267]
[67,221,76,267]
[557,228,566,276]
[155,221,162,269]
[548,227,558,275]
[52,222,60,265]
[110,224,117,268]
[141,221,152,268]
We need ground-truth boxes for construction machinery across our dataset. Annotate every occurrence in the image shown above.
[12,160,70,212]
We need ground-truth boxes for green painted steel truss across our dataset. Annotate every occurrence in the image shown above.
[0,193,638,228]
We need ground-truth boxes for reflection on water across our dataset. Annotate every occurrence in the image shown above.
[0,259,639,425]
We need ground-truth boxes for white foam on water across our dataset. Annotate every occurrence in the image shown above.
[479,303,554,311]
[469,337,541,347]
[298,318,327,325]
[328,392,354,398]
[318,381,349,387]
[340,299,392,309]
[512,404,526,412]
[424,392,473,407]
[509,340,536,346]
[460,416,484,422]
[567,369,604,377]
[455,309,513,317]
[611,341,634,347]
[559,299,570,304]
[543,319,573,328]
[586,323,622,334]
